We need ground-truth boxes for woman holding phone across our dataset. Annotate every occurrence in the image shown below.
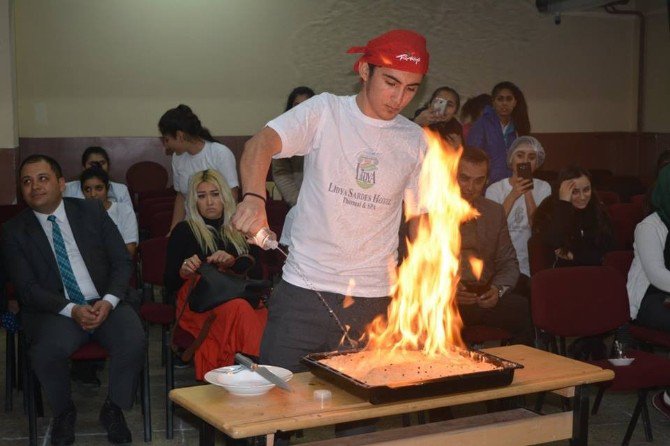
[466,81,531,183]
[413,86,463,147]
[485,136,551,292]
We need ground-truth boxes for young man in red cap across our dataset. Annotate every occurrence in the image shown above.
[233,29,429,373]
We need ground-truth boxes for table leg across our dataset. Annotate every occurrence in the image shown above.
[571,385,589,446]
[266,433,275,446]
[199,420,216,446]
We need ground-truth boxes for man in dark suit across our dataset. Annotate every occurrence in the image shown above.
[2,155,145,445]
[456,147,533,345]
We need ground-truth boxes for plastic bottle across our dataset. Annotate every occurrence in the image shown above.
[251,227,279,250]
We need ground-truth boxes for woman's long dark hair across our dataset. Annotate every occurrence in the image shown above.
[492,81,530,136]
[285,86,315,112]
[460,94,491,123]
[158,104,216,142]
[558,165,612,242]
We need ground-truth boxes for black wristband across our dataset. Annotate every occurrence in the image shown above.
[243,192,267,204]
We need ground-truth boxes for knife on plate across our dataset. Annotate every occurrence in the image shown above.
[234,353,292,392]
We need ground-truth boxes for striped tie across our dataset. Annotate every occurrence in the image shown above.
[47,215,87,305]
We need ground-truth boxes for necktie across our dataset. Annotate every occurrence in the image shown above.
[47,215,87,305]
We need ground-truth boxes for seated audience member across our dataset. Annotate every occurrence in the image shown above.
[164,169,267,380]
[413,86,463,147]
[466,82,531,184]
[533,166,613,268]
[460,93,491,140]
[2,155,145,445]
[627,164,670,418]
[271,86,315,208]
[456,147,533,345]
[485,136,551,294]
[64,146,132,207]
[159,104,239,230]
[80,167,138,256]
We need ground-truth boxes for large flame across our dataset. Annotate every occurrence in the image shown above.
[364,130,478,356]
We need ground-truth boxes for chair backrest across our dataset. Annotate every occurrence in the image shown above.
[139,237,169,286]
[608,203,644,250]
[138,199,175,230]
[0,204,26,225]
[630,194,645,208]
[596,190,620,206]
[126,161,169,195]
[531,266,629,338]
[603,250,634,278]
[527,234,554,276]
[149,211,173,238]
[603,175,646,203]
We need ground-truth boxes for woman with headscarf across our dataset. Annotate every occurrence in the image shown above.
[485,136,552,291]
[627,164,670,418]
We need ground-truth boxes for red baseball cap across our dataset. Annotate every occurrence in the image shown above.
[347,29,429,75]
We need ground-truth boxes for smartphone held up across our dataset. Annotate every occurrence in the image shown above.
[516,162,534,190]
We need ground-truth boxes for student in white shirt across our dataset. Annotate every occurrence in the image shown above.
[232,29,430,374]
[80,167,138,257]
[486,136,551,293]
[158,105,239,230]
[64,146,132,207]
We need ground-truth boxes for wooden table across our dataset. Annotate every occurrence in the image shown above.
[170,345,614,445]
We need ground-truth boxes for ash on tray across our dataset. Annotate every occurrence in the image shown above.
[318,348,501,387]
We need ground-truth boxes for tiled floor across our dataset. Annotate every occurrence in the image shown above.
[1,325,669,445]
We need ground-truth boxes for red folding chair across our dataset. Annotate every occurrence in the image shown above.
[527,234,554,276]
[608,203,644,250]
[532,266,670,445]
[149,210,173,239]
[126,161,169,206]
[604,251,670,351]
[596,190,620,206]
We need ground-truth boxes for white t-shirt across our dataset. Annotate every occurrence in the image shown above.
[268,93,426,297]
[64,181,132,207]
[485,178,552,276]
[171,141,239,194]
[106,202,138,245]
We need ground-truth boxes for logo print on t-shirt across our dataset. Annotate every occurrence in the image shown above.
[356,152,378,189]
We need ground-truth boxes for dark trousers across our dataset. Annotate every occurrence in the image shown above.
[636,287,670,332]
[459,292,534,346]
[22,302,146,414]
[260,280,390,372]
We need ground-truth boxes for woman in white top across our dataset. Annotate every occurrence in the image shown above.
[64,146,132,207]
[627,164,670,417]
[80,167,138,256]
[158,105,239,231]
[485,136,552,292]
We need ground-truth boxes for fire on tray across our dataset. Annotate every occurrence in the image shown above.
[315,131,501,382]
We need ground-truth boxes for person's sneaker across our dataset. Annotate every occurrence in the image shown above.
[99,398,132,444]
[652,390,670,420]
[51,401,76,446]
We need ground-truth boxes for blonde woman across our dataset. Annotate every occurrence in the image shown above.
[164,169,266,379]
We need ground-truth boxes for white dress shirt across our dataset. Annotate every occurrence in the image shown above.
[33,200,120,317]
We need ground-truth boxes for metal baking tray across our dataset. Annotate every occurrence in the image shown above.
[302,348,523,404]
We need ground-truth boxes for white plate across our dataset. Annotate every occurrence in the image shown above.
[608,358,635,366]
[204,365,293,396]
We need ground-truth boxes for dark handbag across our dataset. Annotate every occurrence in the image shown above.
[188,262,272,313]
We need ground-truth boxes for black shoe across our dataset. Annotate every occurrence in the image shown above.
[99,398,132,444]
[51,401,76,446]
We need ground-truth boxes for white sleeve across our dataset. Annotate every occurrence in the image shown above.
[636,220,670,293]
[64,181,83,199]
[171,155,183,193]
[485,182,504,204]
[267,93,328,158]
[537,180,552,202]
[213,144,239,189]
[118,204,139,244]
[113,183,133,207]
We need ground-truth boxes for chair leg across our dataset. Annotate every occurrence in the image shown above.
[622,389,646,446]
[592,385,606,415]
[21,335,37,446]
[640,390,653,442]
[142,347,152,442]
[161,325,167,367]
[5,331,15,412]
[165,330,174,439]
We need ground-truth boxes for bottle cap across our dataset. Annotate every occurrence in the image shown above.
[313,389,332,404]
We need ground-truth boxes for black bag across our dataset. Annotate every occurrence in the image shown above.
[188,263,272,313]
